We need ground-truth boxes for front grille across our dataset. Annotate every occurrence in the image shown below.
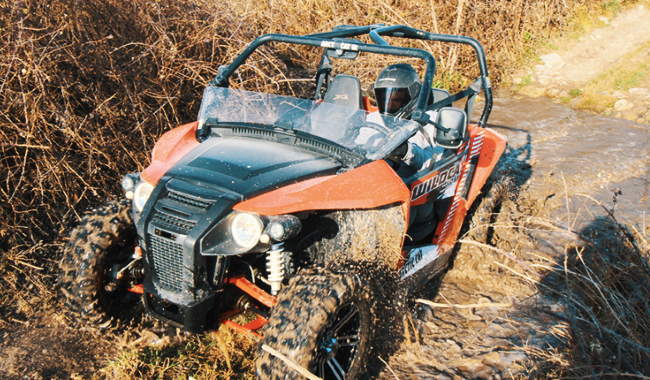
[151,210,196,234]
[149,235,185,292]
[146,182,224,299]
[168,189,214,209]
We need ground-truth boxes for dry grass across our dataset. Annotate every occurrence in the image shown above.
[100,327,258,379]
[386,185,649,378]
[0,0,647,378]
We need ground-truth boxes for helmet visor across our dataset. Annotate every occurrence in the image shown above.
[375,87,411,115]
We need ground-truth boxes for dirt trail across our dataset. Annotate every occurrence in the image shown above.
[534,5,650,85]
[516,3,650,124]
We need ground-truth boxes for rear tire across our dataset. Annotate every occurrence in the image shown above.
[256,268,373,380]
[467,176,514,243]
[58,199,142,328]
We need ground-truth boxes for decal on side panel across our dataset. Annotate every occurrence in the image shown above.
[435,130,485,243]
[410,164,460,201]
[399,245,440,279]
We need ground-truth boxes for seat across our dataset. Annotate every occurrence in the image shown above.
[430,88,452,108]
[310,74,364,142]
[323,74,363,109]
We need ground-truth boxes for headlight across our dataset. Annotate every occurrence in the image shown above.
[230,213,263,249]
[121,173,139,199]
[133,181,155,212]
[266,215,302,241]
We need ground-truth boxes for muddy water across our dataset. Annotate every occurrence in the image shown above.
[385,94,648,379]
[485,93,648,229]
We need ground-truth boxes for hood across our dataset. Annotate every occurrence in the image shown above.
[164,136,341,200]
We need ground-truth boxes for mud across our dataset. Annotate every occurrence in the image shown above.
[382,93,649,378]
[488,94,648,229]
[307,205,406,270]
[0,310,114,379]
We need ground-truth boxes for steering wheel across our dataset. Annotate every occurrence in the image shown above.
[364,120,392,134]
[355,121,391,152]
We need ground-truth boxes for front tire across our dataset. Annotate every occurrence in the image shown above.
[256,268,372,380]
[58,199,142,327]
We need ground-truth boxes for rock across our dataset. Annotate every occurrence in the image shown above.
[453,358,491,378]
[540,53,564,69]
[598,16,609,24]
[520,85,545,98]
[614,99,633,111]
[629,87,650,98]
[613,90,627,99]
[546,88,561,97]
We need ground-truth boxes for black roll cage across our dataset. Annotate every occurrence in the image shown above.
[211,24,493,127]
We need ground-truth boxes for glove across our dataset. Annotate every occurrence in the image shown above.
[387,143,408,163]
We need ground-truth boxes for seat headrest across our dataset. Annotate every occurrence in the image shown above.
[323,74,362,109]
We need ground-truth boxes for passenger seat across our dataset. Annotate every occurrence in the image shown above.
[323,74,363,109]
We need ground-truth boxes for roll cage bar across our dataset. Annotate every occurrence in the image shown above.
[210,24,493,127]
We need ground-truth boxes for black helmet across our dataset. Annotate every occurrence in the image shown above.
[374,63,421,115]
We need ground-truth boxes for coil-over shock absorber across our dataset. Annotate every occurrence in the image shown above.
[266,243,292,295]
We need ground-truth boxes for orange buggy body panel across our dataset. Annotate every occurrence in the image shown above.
[466,127,507,207]
[140,121,505,270]
[233,160,411,217]
[141,121,200,184]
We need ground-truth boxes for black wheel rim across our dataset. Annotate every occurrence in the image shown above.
[315,302,361,380]
[99,234,141,315]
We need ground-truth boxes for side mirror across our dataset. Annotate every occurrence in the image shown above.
[435,107,467,149]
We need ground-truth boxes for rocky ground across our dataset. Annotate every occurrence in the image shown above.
[513,4,650,124]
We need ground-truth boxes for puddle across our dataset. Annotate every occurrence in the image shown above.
[485,93,649,229]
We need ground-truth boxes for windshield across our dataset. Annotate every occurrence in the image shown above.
[197,86,420,162]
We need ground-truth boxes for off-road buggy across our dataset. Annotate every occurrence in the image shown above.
[59,24,505,379]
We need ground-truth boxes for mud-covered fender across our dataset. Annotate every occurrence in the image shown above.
[234,160,412,269]
[141,122,200,184]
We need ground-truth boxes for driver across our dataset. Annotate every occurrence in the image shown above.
[370,63,444,173]
[373,63,457,241]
